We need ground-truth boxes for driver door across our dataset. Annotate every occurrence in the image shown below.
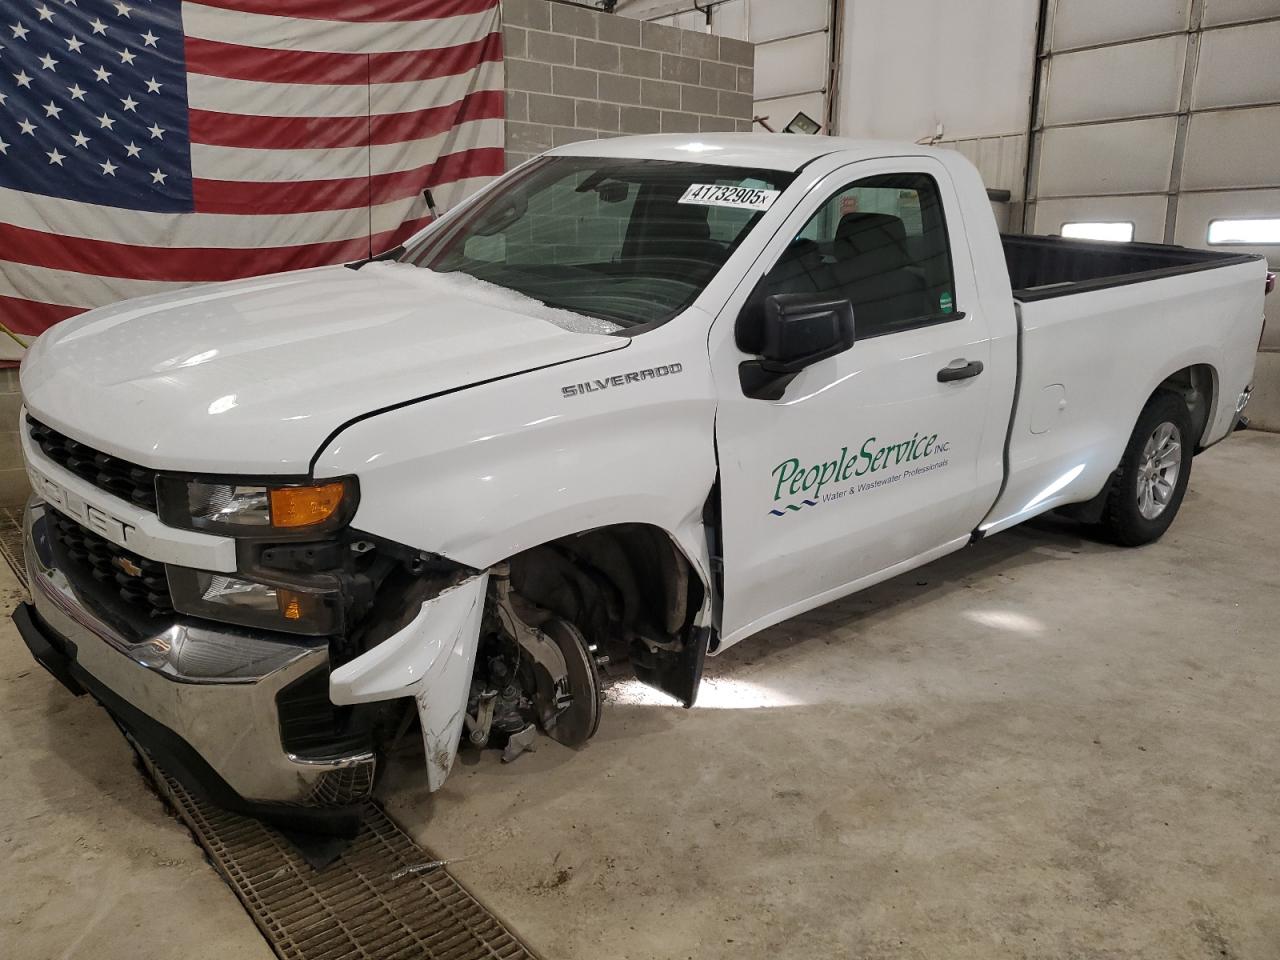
[711,157,1006,646]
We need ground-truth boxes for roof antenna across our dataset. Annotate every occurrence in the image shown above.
[422,188,439,220]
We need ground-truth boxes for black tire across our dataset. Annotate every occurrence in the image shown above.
[1097,390,1194,547]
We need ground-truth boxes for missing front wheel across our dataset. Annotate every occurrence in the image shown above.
[463,565,604,760]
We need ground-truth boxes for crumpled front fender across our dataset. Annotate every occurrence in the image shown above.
[329,572,489,791]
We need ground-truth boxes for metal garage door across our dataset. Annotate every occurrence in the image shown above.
[1025,0,1280,347]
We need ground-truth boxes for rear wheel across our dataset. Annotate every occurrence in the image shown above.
[1097,391,1193,546]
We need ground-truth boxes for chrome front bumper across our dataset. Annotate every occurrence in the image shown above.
[15,499,375,831]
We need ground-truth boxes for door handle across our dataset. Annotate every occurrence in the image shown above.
[937,359,984,383]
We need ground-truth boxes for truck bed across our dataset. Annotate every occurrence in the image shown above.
[980,237,1266,538]
[1002,234,1257,301]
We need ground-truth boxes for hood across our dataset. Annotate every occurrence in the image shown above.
[21,263,628,473]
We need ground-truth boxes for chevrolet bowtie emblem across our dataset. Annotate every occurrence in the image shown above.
[112,555,143,578]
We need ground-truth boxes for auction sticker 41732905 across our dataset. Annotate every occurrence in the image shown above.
[678,184,780,211]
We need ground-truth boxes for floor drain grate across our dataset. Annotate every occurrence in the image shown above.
[149,748,539,960]
[0,506,28,593]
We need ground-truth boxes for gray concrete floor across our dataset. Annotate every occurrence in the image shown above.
[2,431,1278,959]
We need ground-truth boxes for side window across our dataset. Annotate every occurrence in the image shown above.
[766,173,958,339]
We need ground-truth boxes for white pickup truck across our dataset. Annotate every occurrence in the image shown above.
[15,134,1269,832]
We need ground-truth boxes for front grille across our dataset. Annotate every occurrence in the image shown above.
[27,416,159,513]
[47,510,174,618]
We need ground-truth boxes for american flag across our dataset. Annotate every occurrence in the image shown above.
[0,0,505,357]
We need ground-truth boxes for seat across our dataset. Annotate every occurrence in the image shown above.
[827,212,931,331]
[624,195,723,272]
[766,237,829,296]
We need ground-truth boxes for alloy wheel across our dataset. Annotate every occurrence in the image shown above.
[1136,421,1182,520]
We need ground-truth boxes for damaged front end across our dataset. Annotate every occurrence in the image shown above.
[16,434,709,835]
[14,479,508,833]
[16,499,380,834]
[13,497,657,835]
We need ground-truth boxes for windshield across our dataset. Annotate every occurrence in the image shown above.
[401,157,796,329]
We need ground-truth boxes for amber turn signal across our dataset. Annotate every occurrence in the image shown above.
[269,481,347,528]
[277,587,320,622]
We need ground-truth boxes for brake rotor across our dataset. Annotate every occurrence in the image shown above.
[538,618,602,746]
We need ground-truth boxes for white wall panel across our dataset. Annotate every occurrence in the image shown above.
[1051,0,1189,51]
[1031,195,1170,243]
[748,0,829,43]
[942,135,1027,200]
[1182,105,1280,190]
[710,0,748,40]
[837,0,1038,142]
[1044,35,1186,125]
[1036,118,1177,197]
[1202,0,1280,27]
[754,31,829,101]
[1194,21,1280,109]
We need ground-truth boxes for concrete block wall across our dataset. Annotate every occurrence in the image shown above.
[502,0,755,170]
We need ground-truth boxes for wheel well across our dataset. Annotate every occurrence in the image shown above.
[506,523,706,662]
[1156,363,1216,449]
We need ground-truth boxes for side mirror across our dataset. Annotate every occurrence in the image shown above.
[738,291,856,400]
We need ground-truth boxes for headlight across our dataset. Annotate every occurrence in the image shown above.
[167,567,342,636]
[156,476,356,537]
